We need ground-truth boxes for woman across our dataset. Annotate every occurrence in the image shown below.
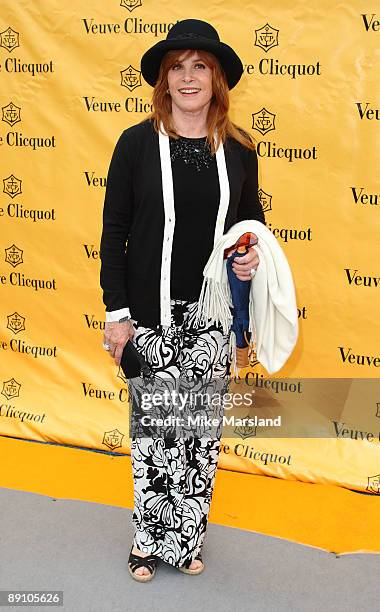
[100,18,265,581]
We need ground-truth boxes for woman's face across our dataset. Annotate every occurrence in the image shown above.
[167,50,213,116]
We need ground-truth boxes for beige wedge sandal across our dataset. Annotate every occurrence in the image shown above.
[128,546,157,582]
[178,552,204,575]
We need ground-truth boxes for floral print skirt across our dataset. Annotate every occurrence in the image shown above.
[128,299,230,568]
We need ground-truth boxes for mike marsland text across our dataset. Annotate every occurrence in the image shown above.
[139,415,282,427]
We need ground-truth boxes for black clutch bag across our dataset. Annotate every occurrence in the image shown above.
[120,340,153,379]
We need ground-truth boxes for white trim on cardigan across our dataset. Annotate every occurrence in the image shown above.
[213,138,230,245]
[158,127,176,327]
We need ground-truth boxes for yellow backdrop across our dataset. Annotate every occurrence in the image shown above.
[1,1,379,494]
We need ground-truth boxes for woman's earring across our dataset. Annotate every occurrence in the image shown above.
[166,88,170,95]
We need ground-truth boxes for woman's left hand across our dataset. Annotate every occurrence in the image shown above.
[230,246,260,281]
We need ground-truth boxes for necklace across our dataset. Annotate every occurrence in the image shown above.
[169,135,214,171]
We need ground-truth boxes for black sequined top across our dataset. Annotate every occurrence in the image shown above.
[170,134,213,171]
[100,119,266,327]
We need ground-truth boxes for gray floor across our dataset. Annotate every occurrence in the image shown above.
[0,486,378,612]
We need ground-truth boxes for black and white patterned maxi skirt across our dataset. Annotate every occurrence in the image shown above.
[128,299,230,568]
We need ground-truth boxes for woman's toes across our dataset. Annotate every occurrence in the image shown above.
[189,559,201,570]
[131,546,151,575]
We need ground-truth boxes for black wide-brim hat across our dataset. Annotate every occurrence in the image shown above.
[141,19,244,90]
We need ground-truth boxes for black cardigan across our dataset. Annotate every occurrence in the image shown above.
[99,118,265,327]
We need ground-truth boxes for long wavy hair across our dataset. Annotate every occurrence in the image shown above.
[145,48,255,154]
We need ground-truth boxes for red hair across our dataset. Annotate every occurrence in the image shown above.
[145,49,255,154]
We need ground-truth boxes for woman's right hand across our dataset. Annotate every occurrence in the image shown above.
[103,320,135,366]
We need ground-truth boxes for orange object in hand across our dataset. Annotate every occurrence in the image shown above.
[223,232,258,259]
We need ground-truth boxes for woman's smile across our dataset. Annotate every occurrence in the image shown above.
[178,87,201,96]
